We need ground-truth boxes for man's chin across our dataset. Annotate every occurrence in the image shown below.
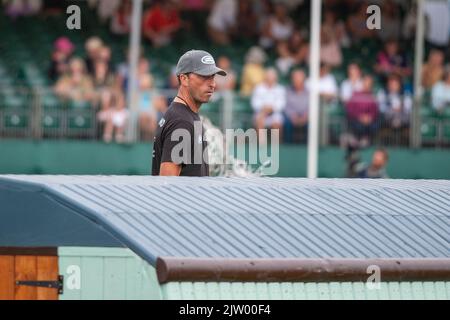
[201,96,212,103]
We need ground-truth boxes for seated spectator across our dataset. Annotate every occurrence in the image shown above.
[109,90,128,144]
[115,48,143,91]
[259,3,294,49]
[276,41,297,76]
[275,30,309,76]
[375,40,411,81]
[207,0,238,45]
[322,10,350,48]
[402,6,417,42]
[137,74,157,141]
[254,0,273,33]
[347,3,376,41]
[48,37,75,82]
[306,63,338,102]
[345,75,379,147]
[110,0,132,35]
[143,0,181,47]
[54,58,94,103]
[422,49,445,89]
[100,45,113,67]
[424,0,450,51]
[163,67,179,105]
[240,46,267,96]
[212,56,237,101]
[96,0,121,23]
[340,63,364,103]
[136,57,153,86]
[136,73,169,141]
[99,90,128,143]
[377,73,412,129]
[320,24,343,68]
[97,90,114,140]
[117,56,152,93]
[347,147,389,178]
[92,53,115,106]
[42,0,65,16]
[6,0,42,18]
[431,66,450,112]
[377,0,401,42]
[283,69,309,143]
[235,0,258,40]
[251,68,286,136]
[181,0,209,11]
[84,37,104,76]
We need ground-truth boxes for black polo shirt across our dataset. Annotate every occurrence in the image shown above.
[151,102,209,176]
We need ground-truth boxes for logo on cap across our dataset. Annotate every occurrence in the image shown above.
[201,55,215,65]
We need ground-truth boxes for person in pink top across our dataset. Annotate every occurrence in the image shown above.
[345,75,380,147]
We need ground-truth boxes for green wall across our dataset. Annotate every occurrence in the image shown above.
[58,247,161,300]
[0,139,449,178]
[57,247,450,300]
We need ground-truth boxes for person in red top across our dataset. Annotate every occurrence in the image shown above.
[143,0,181,47]
[345,75,380,146]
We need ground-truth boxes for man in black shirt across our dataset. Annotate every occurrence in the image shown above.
[152,50,226,176]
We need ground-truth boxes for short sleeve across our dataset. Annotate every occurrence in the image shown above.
[161,119,194,165]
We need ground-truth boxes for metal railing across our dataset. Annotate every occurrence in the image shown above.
[1,86,449,147]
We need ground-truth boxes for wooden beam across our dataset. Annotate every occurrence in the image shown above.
[0,247,57,256]
[156,257,450,284]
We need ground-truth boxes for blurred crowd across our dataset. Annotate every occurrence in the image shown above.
[3,0,450,145]
[49,35,169,142]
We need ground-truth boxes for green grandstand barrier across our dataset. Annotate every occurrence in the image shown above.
[0,139,448,179]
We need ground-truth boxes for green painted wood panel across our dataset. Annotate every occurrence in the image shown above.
[161,281,450,300]
[80,257,104,299]
[58,256,82,300]
[58,247,161,300]
[103,257,127,299]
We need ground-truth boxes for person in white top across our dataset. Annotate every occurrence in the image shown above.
[251,68,286,132]
[432,66,450,111]
[259,3,294,49]
[424,0,450,48]
[340,63,364,103]
[207,0,238,45]
[306,63,338,102]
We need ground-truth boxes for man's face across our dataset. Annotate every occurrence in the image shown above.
[265,70,278,87]
[372,151,387,169]
[184,73,217,104]
[430,50,444,65]
[348,64,361,79]
[291,70,305,90]
[363,76,373,92]
[388,78,401,93]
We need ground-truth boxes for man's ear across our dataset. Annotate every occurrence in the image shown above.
[180,74,189,87]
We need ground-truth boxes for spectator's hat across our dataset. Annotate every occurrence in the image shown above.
[176,50,227,77]
[245,46,267,64]
[54,37,74,54]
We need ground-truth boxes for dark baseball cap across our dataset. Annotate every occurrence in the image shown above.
[175,50,227,77]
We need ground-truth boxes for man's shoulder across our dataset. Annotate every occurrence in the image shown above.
[159,103,195,130]
[164,102,191,119]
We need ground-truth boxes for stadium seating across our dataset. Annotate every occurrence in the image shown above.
[0,4,448,147]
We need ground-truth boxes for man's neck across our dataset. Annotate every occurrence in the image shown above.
[174,90,200,113]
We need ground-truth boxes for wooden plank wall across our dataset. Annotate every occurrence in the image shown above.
[0,250,58,300]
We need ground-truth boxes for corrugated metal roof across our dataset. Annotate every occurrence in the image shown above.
[0,175,449,265]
